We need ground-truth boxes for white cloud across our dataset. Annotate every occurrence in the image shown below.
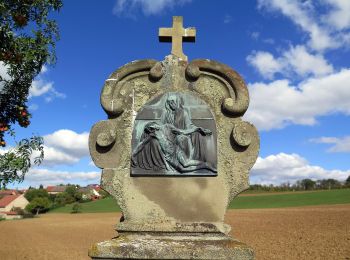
[113,0,192,16]
[40,145,80,166]
[0,63,65,101]
[245,69,350,130]
[0,61,11,81]
[0,61,11,93]
[250,31,260,40]
[323,0,350,30]
[310,136,350,153]
[40,65,48,74]
[0,147,10,155]
[29,79,53,97]
[263,38,275,44]
[257,0,338,51]
[251,153,350,185]
[247,45,333,79]
[44,129,89,159]
[29,67,65,101]
[25,168,100,186]
[28,104,39,111]
[224,15,232,24]
[283,45,333,77]
[2,130,89,167]
[247,51,283,79]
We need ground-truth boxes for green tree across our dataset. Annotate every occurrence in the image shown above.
[300,179,316,190]
[65,185,82,202]
[345,176,350,187]
[25,197,51,215]
[53,192,71,206]
[0,136,44,189]
[0,0,62,187]
[71,202,82,214]
[317,179,341,190]
[24,187,49,202]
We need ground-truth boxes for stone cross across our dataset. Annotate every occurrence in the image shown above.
[159,16,196,61]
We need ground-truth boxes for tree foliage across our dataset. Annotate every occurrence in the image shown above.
[316,178,341,190]
[25,196,51,215]
[53,185,82,207]
[346,176,350,187]
[0,0,62,145]
[0,136,44,188]
[65,185,82,201]
[249,177,348,192]
[299,178,316,190]
[24,186,48,201]
[0,0,62,187]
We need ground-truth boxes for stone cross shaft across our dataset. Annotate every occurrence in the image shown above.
[159,16,196,61]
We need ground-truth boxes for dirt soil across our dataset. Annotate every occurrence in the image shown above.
[1,204,349,260]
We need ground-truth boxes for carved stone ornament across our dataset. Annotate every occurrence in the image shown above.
[89,16,259,260]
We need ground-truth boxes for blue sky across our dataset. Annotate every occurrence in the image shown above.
[2,0,350,188]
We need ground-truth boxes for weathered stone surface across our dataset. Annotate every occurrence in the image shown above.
[159,16,196,61]
[89,233,254,260]
[89,55,259,233]
[89,18,259,259]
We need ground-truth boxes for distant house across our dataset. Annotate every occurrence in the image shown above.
[0,190,19,197]
[46,186,66,195]
[87,184,101,192]
[0,194,29,220]
[79,187,101,200]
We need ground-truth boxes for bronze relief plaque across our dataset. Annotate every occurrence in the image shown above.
[131,92,217,176]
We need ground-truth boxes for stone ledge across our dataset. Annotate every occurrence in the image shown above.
[89,232,254,259]
[117,221,231,234]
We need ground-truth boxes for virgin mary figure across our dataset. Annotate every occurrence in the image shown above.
[160,93,211,162]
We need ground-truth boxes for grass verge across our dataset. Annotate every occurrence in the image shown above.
[50,189,350,213]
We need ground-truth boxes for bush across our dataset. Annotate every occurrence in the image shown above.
[12,207,34,218]
[71,203,82,214]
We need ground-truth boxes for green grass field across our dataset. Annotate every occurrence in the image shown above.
[50,197,120,213]
[50,189,350,213]
[230,188,350,209]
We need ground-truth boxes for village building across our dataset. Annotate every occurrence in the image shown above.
[0,194,29,220]
[0,189,19,197]
[79,186,101,200]
[46,186,66,195]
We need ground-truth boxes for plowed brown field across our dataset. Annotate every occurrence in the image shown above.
[1,204,349,260]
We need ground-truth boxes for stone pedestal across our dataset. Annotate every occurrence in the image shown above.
[89,232,254,260]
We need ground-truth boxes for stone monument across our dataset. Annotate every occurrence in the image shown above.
[89,16,259,259]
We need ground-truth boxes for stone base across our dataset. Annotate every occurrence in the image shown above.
[89,232,254,259]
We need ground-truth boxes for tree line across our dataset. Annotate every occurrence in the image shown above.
[249,176,350,192]
[23,185,107,215]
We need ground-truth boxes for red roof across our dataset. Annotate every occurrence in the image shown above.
[0,211,18,215]
[0,195,21,208]
[87,184,101,191]
[46,186,66,192]
[0,190,18,196]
